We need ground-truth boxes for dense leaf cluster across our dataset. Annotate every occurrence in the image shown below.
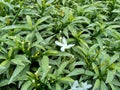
[0,0,120,90]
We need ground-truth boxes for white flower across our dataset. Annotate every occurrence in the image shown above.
[81,81,92,90]
[55,37,75,52]
[70,80,83,90]
[69,80,92,90]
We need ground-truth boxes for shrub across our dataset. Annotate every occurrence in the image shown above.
[0,0,120,90]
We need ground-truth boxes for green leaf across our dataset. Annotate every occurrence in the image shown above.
[92,63,99,76]
[106,25,120,30]
[112,79,120,87]
[110,52,119,64]
[111,30,120,40]
[57,61,69,76]
[67,68,84,76]
[57,52,74,57]
[0,79,9,87]
[48,74,56,80]
[0,60,10,74]
[88,44,99,55]
[26,15,33,28]
[96,37,103,49]
[84,70,94,76]
[34,16,51,27]
[35,32,44,43]
[41,56,49,80]
[8,47,14,58]
[62,0,66,5]
[79,39,89,48]
[112,9,120,13]
[46,0,54,5]
[8,65,26,84]
[68,25,77,37]
[11,55,31,65]
[63,27,69,38]
[109,83,116,90]
[0,1,13,10]
[1,24,31,31]
[56,83,62,90]
[74,16,90,24]
[44,50,58,56]
[59,77,74,83]
[101,80,108,90]
[37,0,42,7]
[21,81,32,90]
[32,44,45,51]
[106,70,116,83]
[93,79,100,90]
[77,46,87,56]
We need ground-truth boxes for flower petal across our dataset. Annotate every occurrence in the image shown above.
[55,41,64,46]
[86,84,92,89]
[72,80,79,88]
[66,44,75,49]
[71,87,83,90]
[81,81,87,87]
[61,47,65,52]
[81,81,92,90]
[70,80,83,90]
[62,37,67,45]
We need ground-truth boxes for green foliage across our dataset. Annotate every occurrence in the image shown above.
[0,0,120,90]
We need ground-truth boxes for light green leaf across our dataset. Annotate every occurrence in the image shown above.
[106,70,116,83]
[48,74,56,80]
[62,0,66,5]
[34,16,51,27]
[111,30,120,40]
[68,25,77,37]
[84,70,94,76]
[109,83,116,90]
[88,44,99,55]
[101,80,108,90]
[11,55,31,65]
[57,61,69,76]
[8,65,25,84]
[79,39,89,48]
[41,56,49,80]
[74,16,90,24]
[21,81,32,90]
[1,24,31,31]
[26,15,33,28]
[112,79,120,87]
[8,47,14,58]
[0,79,9,87]
[67,68,84,76]
[56,83,62,90]
[32,44,45,51]
[35,32,44,43]
[46,0,54,5]
[44,50,58,56]
[77,46,87,56]
[57,52,74,57]
[93,79,100,90]
[96,37,103,49]
[112,9,120,13]
[63,28,69,38]
[0,60,10,74]
[110,52,119,64]
[107,25,120,30]
[59,77,74,83]
[37,0,42,6]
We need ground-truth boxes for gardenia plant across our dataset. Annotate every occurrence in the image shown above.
[1,0,120,90]
[55,37,75,52]
[69,80,92,90]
